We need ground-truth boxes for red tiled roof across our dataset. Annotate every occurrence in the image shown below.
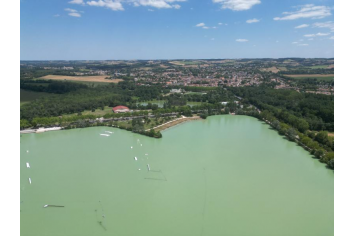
[112,105,129,111]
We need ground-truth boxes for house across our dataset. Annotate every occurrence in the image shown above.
[170,88,183,93]
[112,105,130,113]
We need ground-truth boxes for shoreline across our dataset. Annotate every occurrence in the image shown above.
[146,115,202,132]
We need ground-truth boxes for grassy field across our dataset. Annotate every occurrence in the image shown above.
[285,74,334,81]
[40,75,123,83]
[308,65,330,69]
[63,106,114,118]
[20,89,52,106]
[260,66,287,73]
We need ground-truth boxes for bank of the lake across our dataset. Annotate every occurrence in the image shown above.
[20,115,333,236]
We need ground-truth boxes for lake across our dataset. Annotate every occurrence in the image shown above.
[20,115,334,236]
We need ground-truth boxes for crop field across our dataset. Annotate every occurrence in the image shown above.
[260,66,287,73]
[308,65,330,69]
[285,74,334,80]
[40,75,123,83]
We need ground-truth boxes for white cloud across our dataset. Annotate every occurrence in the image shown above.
[246,18,259,23]
[196,23,205,27]
[236,39,248,42]
[65,8,82,17]
[313,21,334,31]
[295,24,309,29]
[84,0,185,11]
[298,44,309,46]
[53,14,60,17]
[130,0,185,9]
[148,9,154,11]
[213,0,261,11]
[86,0,124,11]
[304,32,330,37]
[274,4,332,21]
[218,22,223,25]
[69,0,85,5]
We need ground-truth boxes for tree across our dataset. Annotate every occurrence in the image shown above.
[314,149,325,159]
[286,128,297,141]
[315,131,329,145]
[271,120,280,130]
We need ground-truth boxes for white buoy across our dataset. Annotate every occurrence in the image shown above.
[147,164,151,171]
[145,154,148,156]
[100,134,110,136]
[26,162,30,168]
[138,169,141,171]
[43,205,48,208]
[134,157,137,161]
[29,178,32,184]
[141,144,143,146]
[26,150,29,153]
[131,146,133,149]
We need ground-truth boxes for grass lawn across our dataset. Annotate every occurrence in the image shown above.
[63,106,114,118]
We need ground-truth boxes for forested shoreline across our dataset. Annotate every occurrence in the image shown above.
[20,80,334,169]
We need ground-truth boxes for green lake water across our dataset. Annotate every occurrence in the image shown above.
[20,115,334,236]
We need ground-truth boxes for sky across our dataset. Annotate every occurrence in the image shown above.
[20,0,334,60]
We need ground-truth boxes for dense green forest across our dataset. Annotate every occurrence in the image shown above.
[228,86,334,132]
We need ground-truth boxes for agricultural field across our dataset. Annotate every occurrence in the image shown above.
[169,60,204,66]
[285,74,334,81]
[260,66,287,73]
[308,65,330,69]
[20,89,52,106]
[40,75,123,83]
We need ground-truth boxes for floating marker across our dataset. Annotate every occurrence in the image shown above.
[131,146,133,149]
[134,157,137,161]
[26,150,29,153]
[100,134,110,137]
[145,154,148,156]
[26,162,30,168]
[105,131,113,134]
[29,178,32,184]
[141,144,143,146]
[138,169,141,171]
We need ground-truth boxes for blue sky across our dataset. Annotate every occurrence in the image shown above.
[20,0,334,60]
